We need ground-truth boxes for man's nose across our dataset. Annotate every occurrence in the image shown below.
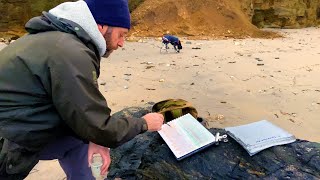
[118,39,124,47]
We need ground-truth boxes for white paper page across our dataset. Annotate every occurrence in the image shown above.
[225,120,296,156]
[225,120,295,146]
[158,114,215,159]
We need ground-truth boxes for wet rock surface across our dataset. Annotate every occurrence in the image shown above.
[108,106,320,180]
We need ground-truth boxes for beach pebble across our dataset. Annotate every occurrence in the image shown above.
[258,90,267,93]
[146,65,155,69]
[124,78,130,81]
[289,119,295,123]
[159,79,165,82]
[216,114,225,120]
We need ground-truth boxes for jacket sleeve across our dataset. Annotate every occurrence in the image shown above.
[49,37,147,148]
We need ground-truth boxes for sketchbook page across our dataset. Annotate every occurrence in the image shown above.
[225,120,295,147]
[225,120,296,156]
[158,113,215,159]
[247,138,297,156]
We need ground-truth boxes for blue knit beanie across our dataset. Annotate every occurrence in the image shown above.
[85,0,131,29]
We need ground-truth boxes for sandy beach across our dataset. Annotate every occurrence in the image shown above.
[1,28,319,179]
[99,28,320,142]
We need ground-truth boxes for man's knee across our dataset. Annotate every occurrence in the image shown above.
[0,139,38,180]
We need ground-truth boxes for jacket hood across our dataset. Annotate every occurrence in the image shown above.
[25,0,106,57]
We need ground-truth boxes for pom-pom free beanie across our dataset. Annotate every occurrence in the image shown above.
[85,0,131,29]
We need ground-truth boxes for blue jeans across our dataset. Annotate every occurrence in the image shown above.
[38,136,95,180]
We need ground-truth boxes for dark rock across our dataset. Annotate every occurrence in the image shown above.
[107,106,320,180]
[255,58,263,61]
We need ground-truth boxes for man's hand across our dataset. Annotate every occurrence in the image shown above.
[143,113,164,131]
[88,142,110,176]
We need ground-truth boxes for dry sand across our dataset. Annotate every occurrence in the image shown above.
[99,28,320,142]
[0,28,318,179]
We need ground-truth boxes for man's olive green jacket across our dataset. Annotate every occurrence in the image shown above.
[0,12,146,178]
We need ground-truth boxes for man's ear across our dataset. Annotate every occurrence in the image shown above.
[97,24,108,34]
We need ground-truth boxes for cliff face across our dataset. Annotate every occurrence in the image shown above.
[0,0,319,39]
[240,0,320,28]
[129,0,275,38]
[0,0,67,38]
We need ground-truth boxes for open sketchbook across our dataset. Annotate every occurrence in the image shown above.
[158,113,216,160]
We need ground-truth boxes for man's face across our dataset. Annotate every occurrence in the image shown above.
[102,26,128,58]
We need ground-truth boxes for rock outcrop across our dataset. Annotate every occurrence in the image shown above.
[0,0,67,39]
[0,0,320,38]
[108,106,320,179]
[240,0,320,28]
[130,0,277,38]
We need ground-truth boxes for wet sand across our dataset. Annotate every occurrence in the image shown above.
[1,28,318,179]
